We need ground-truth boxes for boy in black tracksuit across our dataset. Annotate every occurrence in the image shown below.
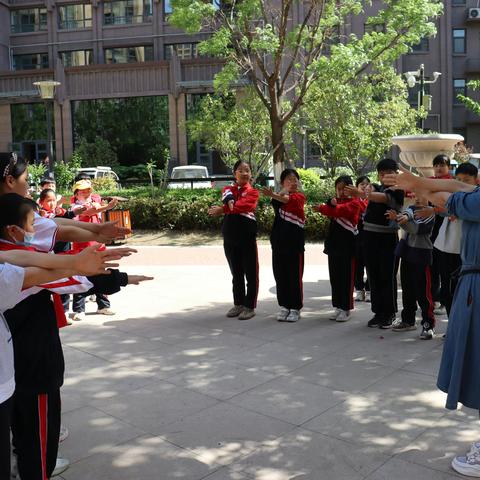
[362,159,404,329]
[391,200,436,339]
[6,270,131,480]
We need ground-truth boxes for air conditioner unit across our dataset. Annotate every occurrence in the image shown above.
[468,8,480,19]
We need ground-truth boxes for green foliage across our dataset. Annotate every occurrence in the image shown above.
[54,152,82,191]
[28,163,47,187]
[11,103,50,142]
[187,88,284,177]
[108,185,330,240]
[169,0,443,167]
[304,67,419,177]
[458,80,480,117]
[73,96,170,167]
[73,138,118,168]
[91,176,118,192]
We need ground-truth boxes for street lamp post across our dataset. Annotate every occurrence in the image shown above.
[404,65,441,131]
[33,80,61,175]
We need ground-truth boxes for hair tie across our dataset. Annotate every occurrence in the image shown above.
[3,153,18,178]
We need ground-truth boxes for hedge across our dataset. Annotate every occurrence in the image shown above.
[114,184,334,240]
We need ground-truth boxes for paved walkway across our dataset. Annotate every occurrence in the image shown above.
[58,245,473,480]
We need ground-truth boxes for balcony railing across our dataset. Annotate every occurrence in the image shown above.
[103,14,152,25]
[59,19,92,30]
[11,22,47,33]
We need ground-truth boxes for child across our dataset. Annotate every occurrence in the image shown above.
[389,195,436,339]
[208,160,259,320]
[353,176,371,302]
[261,169,305,322]
[433,162,478,317]
[70,179,118,321]
[315,175,363,322]
[360,158,404,329]
[0,192,150,480]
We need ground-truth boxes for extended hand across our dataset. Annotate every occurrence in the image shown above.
[107,198,119,210]
[383,166,419,191]
[227,200,234,211]
[385,209,398,221]
[127,275,154,285]
[103,247,138,260]
[397,214,409,225]
[260,186,274,197]
[344,185,360,197]
[414,206,435,219]
[96,221,131,242]
[73,245,120,275]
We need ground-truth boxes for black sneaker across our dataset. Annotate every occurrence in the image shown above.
[379,315,394,329]
[420,327,434,340]
[367,316,381,328]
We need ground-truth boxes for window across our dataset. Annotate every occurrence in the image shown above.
[364,22,385,34]
[453,29,466,54]
[60,50,93,67]
[453,79,466,104]
[164,43,198,60]
[58,4,92,29]
[452,0,465,5]
[104,45,153,63]
[411,37,429,53]
[12,53,49,70]
[11,8,47,33]
[104,0,152,25]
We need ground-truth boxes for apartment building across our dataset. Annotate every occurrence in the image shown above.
[0,1,479,172]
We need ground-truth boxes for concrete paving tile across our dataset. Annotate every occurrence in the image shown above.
[60,406,145,462]
[200,467,254,480]
[93,380,218,435]
[228,375,346,426]
[168,360,278,400]
[234,427,389,480]
[303,370,447,454]
[161,403,295,466]
[286,354,396,393]
[61,434,216,480]
[400,346,443,377]
[396,418,480,475]
[226,341,325,375]
[364,457,463,479]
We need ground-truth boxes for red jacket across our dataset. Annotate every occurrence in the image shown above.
[318,197,363,234]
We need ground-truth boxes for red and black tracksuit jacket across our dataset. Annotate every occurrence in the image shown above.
[319,197,363,311]
[221,183,260,310]
[271,193,306,310]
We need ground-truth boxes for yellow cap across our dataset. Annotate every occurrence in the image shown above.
[73,179,92,192]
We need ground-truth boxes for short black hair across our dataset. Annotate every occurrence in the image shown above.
[456,162,478,178]
[280,168,299,183]
[335,175,353,187]
[0,193,37,230]
[40,178,55,187]
[74,172,92,182]
[232,160,251,173]
[433,154,450,167]
[376,158,398,172]
[39,188,56,202]
[356,175,370,187]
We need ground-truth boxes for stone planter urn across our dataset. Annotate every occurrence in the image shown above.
[391,134,464,177]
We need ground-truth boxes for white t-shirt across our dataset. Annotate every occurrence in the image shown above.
[434,217,463,255]
[33,212,59,253]
[0,263,25,404]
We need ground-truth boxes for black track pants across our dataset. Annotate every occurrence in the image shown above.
[328,253,355,311]
[272,250,304,310]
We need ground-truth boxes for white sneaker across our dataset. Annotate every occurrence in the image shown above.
[59,424,69,443]
[11,453,18,479]
[336,310,351,322]
[96,308,116,316]
[355,290,365,302]
[364,291,371,303]
[276,307,290,322]
[70,312,85,322]
[285,309,300,322]
[329,308,342,321]
[51,457,70,477]
[452,444,480,477]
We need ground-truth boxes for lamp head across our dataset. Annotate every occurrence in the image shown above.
[432,72,441,82]
[406,75,417,88]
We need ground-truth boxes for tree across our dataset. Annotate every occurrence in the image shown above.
[187,88,294,178]
[457,80,480,117]
[170,0,442,171]
[304,67,419,177]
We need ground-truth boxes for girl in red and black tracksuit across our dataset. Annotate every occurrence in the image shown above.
[315,175,363,322]
[209,160,259,321]
[262,169,305,323]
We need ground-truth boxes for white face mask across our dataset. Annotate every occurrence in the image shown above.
[9,226,34,247]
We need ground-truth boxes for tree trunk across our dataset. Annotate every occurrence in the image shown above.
[271,118,286,184]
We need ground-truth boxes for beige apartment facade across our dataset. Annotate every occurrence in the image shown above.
[0,0,479,172]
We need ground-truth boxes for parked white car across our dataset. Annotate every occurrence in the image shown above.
[75,166,120,182]
[168,165,212,189]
